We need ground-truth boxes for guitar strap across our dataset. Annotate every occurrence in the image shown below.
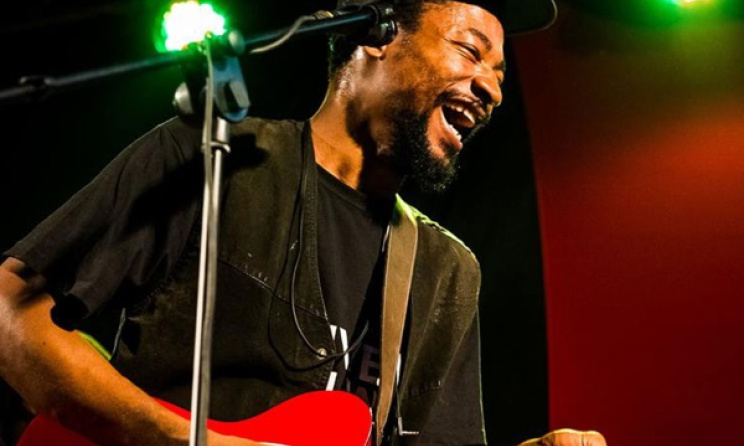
[376,196,418,446]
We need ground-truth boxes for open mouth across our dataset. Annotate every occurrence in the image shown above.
[441,101,483,145]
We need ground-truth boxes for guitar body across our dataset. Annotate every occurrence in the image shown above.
[17,390,373,446]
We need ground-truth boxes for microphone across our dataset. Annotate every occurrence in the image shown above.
[312,2,397,47]
[244,2,397,54]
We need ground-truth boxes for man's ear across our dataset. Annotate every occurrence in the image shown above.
[362,44,389,60]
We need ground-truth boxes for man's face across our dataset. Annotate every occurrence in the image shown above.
[362,1,505,192]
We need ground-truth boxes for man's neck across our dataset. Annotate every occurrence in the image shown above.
[310,101,401,200]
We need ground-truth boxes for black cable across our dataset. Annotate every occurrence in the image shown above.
[289,126,369,362]
[109,307,127,361]
[249,14,317,54]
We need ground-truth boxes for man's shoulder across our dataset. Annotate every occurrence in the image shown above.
[232,116,304,140]
[158,116,305,146]
[398,198,480,271]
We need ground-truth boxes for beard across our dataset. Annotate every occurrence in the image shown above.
[388,107,460,193]
[346,89,490,194]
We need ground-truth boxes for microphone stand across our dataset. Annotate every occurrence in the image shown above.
[0,4,396,446]
[0,3,396,107]
[175,31,249,446]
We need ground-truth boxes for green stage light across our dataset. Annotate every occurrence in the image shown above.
[667,0,713,6]
[157,1,227,52]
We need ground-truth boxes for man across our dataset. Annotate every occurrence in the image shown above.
[0,0,606,445]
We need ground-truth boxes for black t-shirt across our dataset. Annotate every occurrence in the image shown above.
[4,119,205,328]
[316,165,394,408]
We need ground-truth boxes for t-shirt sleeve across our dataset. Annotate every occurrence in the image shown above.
[416,313,487,446]
[4,117,204,329]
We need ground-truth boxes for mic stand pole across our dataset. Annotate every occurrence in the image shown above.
[173,31,250,446]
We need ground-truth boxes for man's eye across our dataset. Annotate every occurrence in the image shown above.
[461,44,480,61]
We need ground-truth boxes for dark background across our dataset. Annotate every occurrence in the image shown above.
[0,1,547,445]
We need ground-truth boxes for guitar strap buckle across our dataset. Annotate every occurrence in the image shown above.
[396,416,420,437]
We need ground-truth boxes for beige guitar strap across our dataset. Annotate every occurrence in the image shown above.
[375,196,418,446]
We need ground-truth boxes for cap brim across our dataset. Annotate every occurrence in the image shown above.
[498,0,558,36]
[336,0,558,36]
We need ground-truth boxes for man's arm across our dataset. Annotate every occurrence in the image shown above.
[0,258,256,446]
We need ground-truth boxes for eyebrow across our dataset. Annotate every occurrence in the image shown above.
[467,28,507,72]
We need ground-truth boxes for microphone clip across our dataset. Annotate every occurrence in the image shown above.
[329,3,398,47]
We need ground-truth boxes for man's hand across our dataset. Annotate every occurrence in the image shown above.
[518,429,607,446]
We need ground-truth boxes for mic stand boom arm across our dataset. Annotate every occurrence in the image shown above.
[0,3,396,107]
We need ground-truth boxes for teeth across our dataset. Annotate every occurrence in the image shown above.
[442,106,461,141]
[446,120,461,141]
[444,104,476,125]
[463,109,475,124]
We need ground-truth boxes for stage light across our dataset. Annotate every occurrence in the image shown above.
[156,1,227,52]
[667,0,714,7]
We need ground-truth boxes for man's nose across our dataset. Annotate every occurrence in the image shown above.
[473,73,503,111]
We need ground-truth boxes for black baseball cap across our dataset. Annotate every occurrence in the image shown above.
[489,0,558,35]
[338,0,558,36]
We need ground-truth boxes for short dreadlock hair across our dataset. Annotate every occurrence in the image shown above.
[326,0,448,79]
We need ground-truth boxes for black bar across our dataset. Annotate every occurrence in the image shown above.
[243,10,378,51]
[0,8,381,107]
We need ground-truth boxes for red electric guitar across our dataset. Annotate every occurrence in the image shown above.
[17,390,373,446]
